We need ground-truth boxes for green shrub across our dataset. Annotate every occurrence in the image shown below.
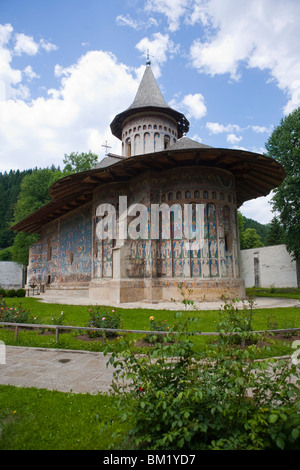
[16,288,26,298]
[217,296,259,346]
[87,307,121,338]
[51,310,66,326]
[145,315,172,343]
[5,289,17,298]
[0,299,36,324]
[106,310,300,450]
[0,289,6,297]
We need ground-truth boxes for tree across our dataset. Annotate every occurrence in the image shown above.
[266,216,286,246]
[0,246,13,261]
[9,153,99,266]
[11,167,62,265]
[62,151,99,174]
[265,107,300,260]
[242,228,264,249]
[0,169,32,249]
[237,211,245,247]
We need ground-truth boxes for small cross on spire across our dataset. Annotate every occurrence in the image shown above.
[102,141,111,155]
[146,49,151,66]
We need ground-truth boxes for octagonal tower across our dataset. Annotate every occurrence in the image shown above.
[110,63,189,157]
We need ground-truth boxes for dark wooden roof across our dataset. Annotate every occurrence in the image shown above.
[11,143,285,234]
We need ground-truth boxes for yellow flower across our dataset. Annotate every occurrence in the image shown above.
[149,316,155,321]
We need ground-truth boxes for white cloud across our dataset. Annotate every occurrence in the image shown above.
[14,33,39,56]
[0,29,22,99]
[0,39,140,171]
[40,38,58,53]
[0,23,13,46]
[145,0,300,113]
[116,14,158,30]
[24,65,40,81]
[250,125,273,134]
[13,32,57,56]
[227,133,243,145]
[145,0,190,32]
[188,0,300,114]
[240,193,275,225]
[0,24,58,102]
[135,32,179,76]
[116,14,143,30]
[206,121,241,134]
[172,93,207,120]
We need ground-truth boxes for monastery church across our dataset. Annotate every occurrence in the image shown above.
[12,61,285,303]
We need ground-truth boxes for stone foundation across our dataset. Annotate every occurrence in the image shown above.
[89,277,245,304]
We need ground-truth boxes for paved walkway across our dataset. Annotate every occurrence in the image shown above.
[0,296,299,395]
[38,293,300,310]
[0,346,114,394]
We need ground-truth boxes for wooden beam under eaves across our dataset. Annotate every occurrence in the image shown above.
[89,174,107,184]
[103,168,118,181]
[166,154,177,165]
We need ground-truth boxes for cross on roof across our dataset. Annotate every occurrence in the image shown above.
[146,49,154,66]
[102,141,111,155]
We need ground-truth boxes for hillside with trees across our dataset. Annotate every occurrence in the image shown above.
[0,169,33,253]
[0,152,99,265]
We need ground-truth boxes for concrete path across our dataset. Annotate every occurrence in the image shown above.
[37,293,300,310]
[0,346,114,394]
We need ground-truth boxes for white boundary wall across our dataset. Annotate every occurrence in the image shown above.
[0,262,25,290]
[241,244,298,288]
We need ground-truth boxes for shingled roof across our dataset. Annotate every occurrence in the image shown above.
[168,136,212,150]
[110,64,189,140]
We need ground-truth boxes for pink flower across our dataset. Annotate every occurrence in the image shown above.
[102,317,106,321]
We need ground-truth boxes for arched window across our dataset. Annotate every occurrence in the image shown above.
[176,191,182,200]
[134,134,141,155]
[185,191,191,199]
[154,132,160,151]
[125,138,131,157]
[203,190,208,199]
[194,190,200,198]
[144,132,151,153]
[164,135,170,149]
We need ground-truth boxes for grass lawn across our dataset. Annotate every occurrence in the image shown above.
[0,296,299,356]
[0,294,299,450]
[0,385,129,450]
[246,287,300,299]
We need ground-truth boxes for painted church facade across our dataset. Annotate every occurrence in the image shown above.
[12,63,285,303]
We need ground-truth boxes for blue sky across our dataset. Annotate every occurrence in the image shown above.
[1,0,299,224]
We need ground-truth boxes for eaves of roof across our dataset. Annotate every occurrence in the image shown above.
[10,146,285,234]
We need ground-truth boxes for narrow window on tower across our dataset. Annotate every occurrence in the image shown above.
[125,138,131,157]
[164,135,170,149]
